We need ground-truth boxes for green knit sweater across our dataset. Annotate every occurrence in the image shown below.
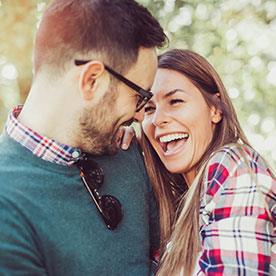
[0,134,159,276]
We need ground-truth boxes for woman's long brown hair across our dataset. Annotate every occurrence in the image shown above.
[140,49,251,275]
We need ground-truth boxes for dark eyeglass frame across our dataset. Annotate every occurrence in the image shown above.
[74,59,153,112]
[76,155,123,230]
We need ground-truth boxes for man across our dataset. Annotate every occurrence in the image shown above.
[0,0,166,275]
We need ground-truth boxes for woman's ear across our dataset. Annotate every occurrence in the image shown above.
[210,93,222,124]
[79,61,105,100]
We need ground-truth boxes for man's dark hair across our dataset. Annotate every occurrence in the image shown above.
[34,0,166,74]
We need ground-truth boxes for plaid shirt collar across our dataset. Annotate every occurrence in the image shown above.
[5,105,82,166]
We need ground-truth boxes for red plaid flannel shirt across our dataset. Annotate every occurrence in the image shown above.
[193,144,276,275]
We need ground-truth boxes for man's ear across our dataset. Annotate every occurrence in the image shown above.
[210,93,222,124]
[79,61,105,100]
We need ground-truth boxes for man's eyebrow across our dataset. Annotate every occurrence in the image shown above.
[164,89,187,98]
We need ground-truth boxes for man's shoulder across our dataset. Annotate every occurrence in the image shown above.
[0,132,21,151]
[95,140,144,166]
[0,134,18,165]
[0,133,39,192]
[0,133,29,166]
[116,140,144,163]
[92,140,148,184]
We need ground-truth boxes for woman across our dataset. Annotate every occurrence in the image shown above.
[128,49,276,275]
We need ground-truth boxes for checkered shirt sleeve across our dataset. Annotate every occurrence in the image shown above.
[195,144,276,276]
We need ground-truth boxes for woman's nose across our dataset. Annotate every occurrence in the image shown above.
[152,108,169,127]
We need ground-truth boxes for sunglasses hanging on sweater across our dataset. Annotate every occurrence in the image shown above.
[76,154,123,230]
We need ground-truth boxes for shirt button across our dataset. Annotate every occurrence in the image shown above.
[271,244,276,254]
[72,150,80,159]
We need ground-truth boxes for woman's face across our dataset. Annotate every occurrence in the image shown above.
[142,68,221,185]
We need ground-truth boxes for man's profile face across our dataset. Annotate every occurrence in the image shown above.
[79,47,158,155]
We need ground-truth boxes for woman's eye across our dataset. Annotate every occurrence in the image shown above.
[170,99,184,105]
[144,106,155,113]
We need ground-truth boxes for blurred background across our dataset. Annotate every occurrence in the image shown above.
[0,0,275,170]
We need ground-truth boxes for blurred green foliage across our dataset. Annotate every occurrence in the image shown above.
[0,0,275,169]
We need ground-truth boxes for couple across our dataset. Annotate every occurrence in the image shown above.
[0,1,275,275]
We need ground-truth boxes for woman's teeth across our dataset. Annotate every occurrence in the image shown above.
[159,133,189,143]
[158,133,189,153]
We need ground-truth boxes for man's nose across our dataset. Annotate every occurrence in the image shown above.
[133,108,145,122]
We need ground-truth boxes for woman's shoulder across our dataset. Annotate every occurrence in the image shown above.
[203,143,275,199]
[206,143,273,176]
[201,144,276,225]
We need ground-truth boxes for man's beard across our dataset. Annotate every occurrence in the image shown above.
[78,89,123,155]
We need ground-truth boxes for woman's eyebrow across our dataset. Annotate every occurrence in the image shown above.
[146,89,188,105]
[164,89,187,98]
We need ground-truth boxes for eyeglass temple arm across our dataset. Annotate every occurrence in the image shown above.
[81,173,117,230]
[80,172,105,216]
[105,65,152,98]
[74,59,152,99]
